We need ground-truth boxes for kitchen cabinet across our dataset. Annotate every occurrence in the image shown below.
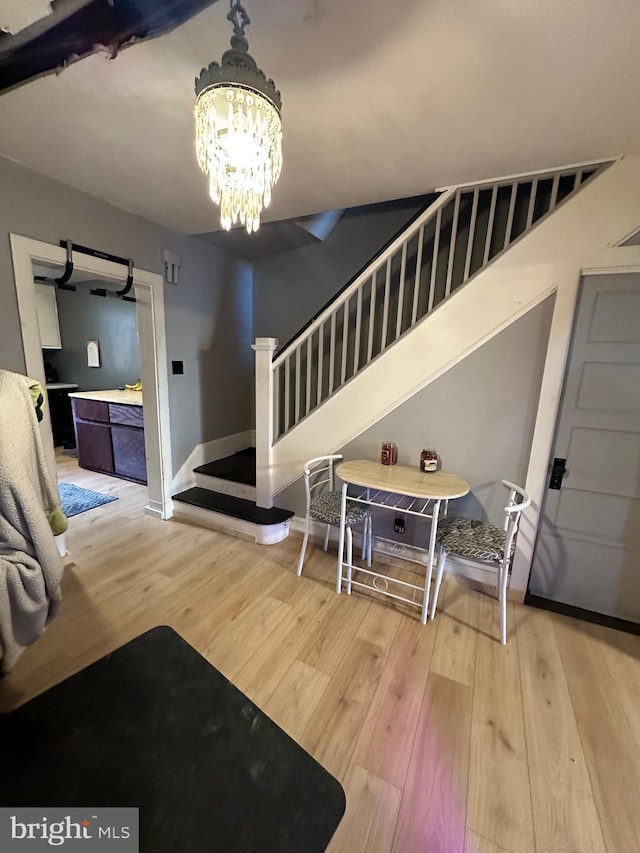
[34,282,62,349]
[76,420,114,474]
[112,425,147,482]
[70,391,146,484]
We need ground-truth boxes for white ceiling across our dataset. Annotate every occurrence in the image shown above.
[1,0,640,235]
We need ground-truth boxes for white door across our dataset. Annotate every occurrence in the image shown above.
[528,273,640,622]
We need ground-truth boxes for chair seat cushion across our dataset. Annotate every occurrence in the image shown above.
[310,491,370,526]
[436,516,510,562]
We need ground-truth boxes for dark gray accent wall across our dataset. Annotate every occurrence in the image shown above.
[46,281,141,391]
[252,197,432,347]
[0,155,252,477]
[278,296,554,547]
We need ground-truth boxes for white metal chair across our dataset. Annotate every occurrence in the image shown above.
[297,455,372,577]
[428,480,531,644]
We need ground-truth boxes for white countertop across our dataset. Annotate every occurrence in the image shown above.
[68,389,143,406]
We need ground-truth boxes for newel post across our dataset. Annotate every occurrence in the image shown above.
[252,337,279,509]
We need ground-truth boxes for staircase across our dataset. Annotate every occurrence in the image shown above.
[176,157,628,540]
[194,447,257,500]
[173,447,294,543]
[254,159,618,508]
[272,165,601,443]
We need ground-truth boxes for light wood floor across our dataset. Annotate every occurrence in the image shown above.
[2,455,640,852]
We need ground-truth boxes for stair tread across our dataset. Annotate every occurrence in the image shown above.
[194,448,256,486]
[173,487,293,525]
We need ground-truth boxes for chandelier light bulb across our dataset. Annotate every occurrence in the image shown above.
[194,1,282,234]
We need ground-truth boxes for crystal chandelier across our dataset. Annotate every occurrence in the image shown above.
[194,0,282,234]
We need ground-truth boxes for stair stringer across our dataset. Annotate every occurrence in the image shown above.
[269,154,635,497]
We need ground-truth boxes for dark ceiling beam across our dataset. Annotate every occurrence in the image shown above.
[0,0,219,96]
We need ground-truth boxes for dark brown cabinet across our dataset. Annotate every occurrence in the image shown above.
[75,420,115,474]
[112,425,147,483]
[72,397,146,484]
[74,398,110,423]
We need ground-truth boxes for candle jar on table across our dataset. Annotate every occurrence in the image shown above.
[381,441,398,465]
[420,449,438,472]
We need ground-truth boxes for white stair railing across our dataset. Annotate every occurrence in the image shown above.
[253,160,610,506]
[269,162,607,443]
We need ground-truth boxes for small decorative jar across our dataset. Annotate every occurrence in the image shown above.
[381,441,398,465]
[420,449,438,472]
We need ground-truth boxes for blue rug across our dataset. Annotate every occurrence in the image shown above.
[59,482,118,517]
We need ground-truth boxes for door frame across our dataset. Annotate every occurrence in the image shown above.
[10,234,173,519]
[511,238,640,596]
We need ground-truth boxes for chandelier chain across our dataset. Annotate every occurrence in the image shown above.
[227,0,250,37]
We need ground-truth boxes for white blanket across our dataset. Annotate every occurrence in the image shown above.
[0,369,64,674]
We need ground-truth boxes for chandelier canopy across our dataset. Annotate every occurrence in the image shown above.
[194,0,282,234]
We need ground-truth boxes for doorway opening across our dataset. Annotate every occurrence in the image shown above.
[11,235,173,537]
[33,257,148,536]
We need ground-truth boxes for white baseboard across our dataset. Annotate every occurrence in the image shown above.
[171,429,255,495]
[145,500,171,520]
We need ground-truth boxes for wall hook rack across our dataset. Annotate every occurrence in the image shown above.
[57,240,136,298]
[54,239,76,290]
[116,258,134,297]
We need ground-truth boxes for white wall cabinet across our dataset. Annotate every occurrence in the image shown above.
[34,282,62,349]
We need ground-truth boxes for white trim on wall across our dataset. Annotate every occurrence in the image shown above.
[10,234,173,519]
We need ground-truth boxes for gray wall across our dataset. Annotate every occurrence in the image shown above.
[0,155,253,476]
[46,281,141,391]
[252,196,431,346]
[278,296,554,547]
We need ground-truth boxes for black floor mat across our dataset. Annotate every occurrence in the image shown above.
[0,627,345,853]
